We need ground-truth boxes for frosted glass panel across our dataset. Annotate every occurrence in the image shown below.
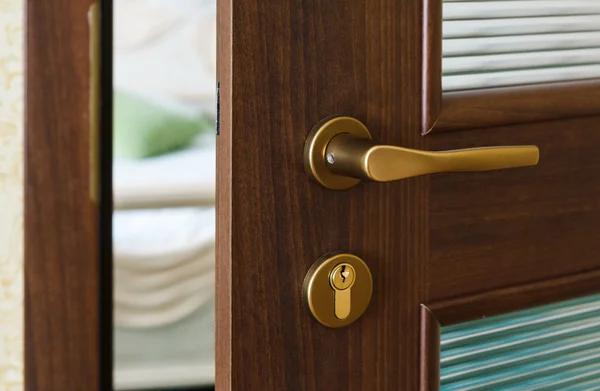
[442,0,600,91]
[440,294,600,390]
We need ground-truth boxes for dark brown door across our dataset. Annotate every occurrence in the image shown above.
[216,0,600,390]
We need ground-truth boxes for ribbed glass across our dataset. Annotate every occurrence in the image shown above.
[442,0,600,91]
[441,294,600,390]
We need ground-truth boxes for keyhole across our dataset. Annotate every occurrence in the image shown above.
[340,265,347,283]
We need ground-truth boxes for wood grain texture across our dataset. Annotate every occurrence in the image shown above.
[25,0,106,390]
[422,0,442,134]
[434,81,600,133]
[216,0,428,390]
[428,269,600,326]
[420,306,441,391]
[428,115,600,301]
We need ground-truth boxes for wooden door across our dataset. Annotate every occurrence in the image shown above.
[216,0,600,391]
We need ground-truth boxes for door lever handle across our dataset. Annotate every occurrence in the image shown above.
[304,116,540,190]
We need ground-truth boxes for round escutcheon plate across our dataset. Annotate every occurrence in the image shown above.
[303,252,373,328]
[304,116,372,190]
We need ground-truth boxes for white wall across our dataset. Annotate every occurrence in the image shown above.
[0,0,23,390]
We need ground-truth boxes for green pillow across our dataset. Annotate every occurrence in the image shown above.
[113,92,211,159]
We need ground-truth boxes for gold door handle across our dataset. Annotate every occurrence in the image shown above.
[304,116,540,190]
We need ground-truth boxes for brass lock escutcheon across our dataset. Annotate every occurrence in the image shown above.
[304,116,540,190]
[303,253,373,328]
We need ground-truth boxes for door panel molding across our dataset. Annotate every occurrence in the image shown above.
[420,306,441,391]
[427,268,600,327]
[422,0,600,134]
[419,269,600,390]
[433,81,600,133]
[429,116,600,300]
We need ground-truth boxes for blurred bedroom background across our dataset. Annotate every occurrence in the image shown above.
[112,1,216,390]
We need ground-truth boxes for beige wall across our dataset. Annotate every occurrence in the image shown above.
[0,0,24,390]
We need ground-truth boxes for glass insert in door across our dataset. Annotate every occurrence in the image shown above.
[441,294,600,390]
[442,0,600,91]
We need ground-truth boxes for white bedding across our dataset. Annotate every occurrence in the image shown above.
[115,0,216,114]
[113,168,215,390]
[113,207,215,328]
[113,206,215,389]
[113,137,216,209]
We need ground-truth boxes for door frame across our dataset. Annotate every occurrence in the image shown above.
[24,1,113,390]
